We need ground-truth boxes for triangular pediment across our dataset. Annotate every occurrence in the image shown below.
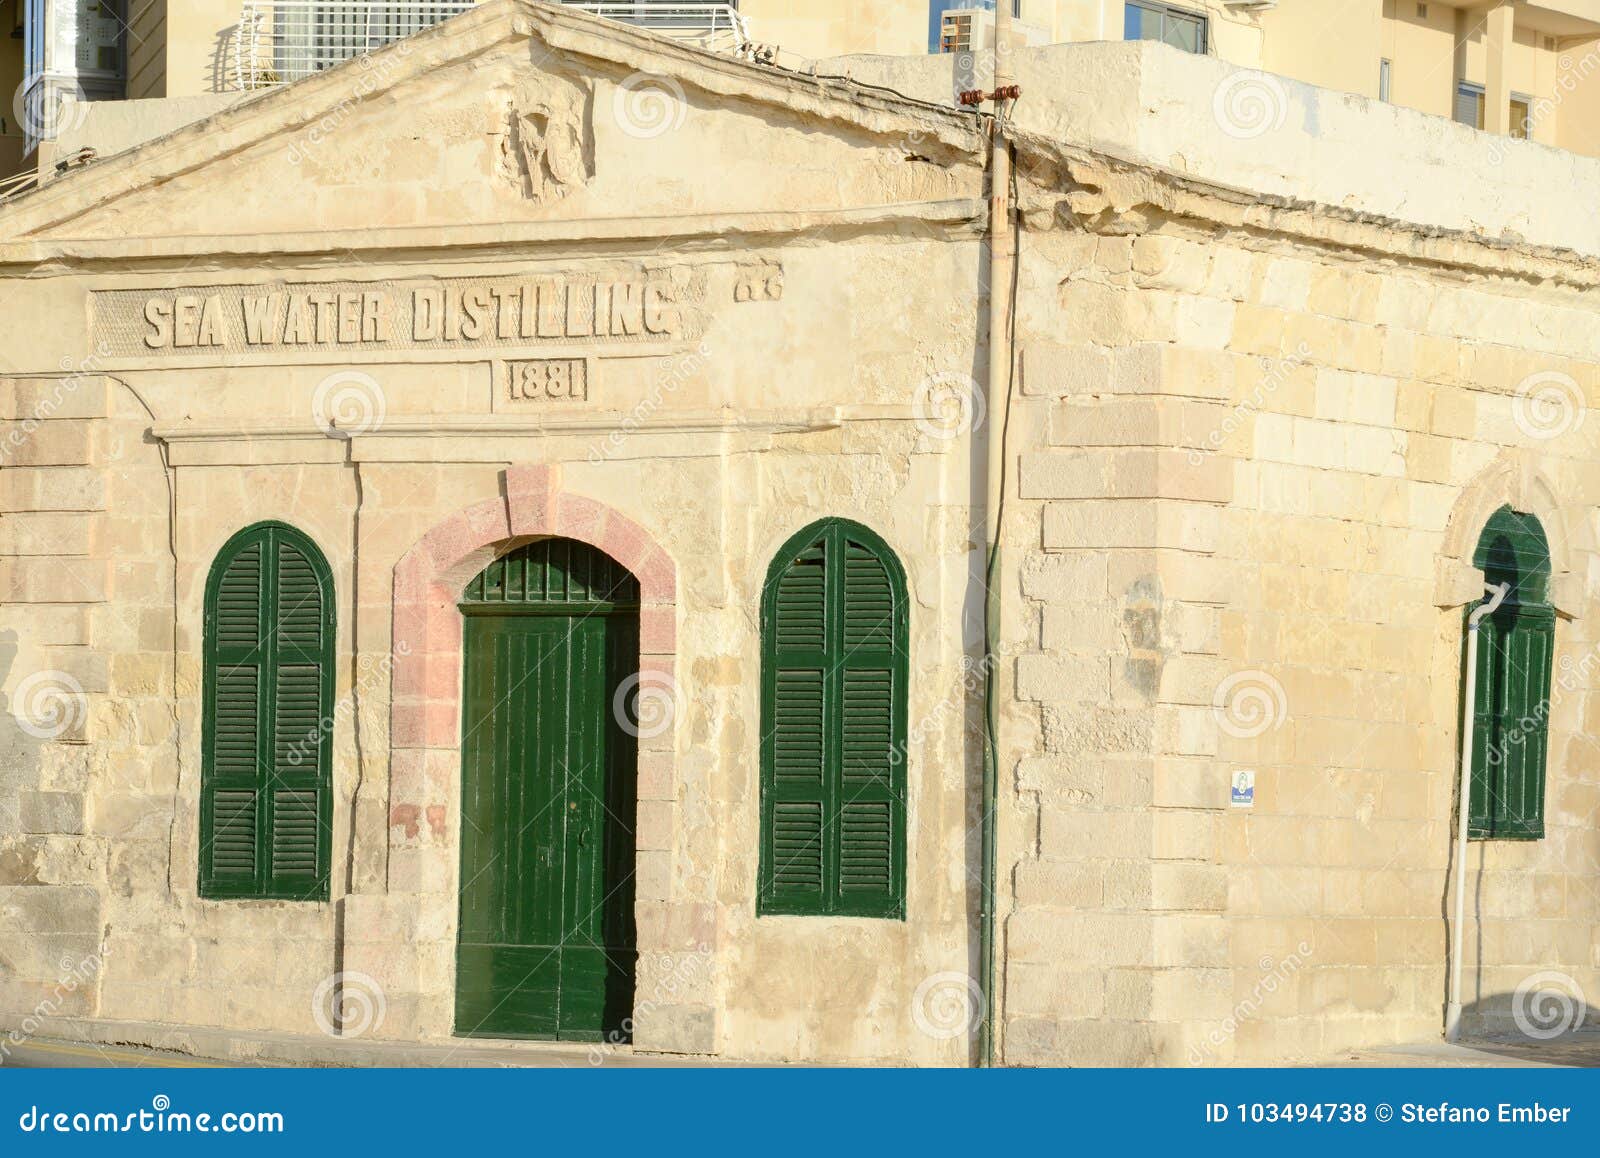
[2,1,982,246]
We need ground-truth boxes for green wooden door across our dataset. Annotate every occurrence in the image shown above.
[454,540,639,1041]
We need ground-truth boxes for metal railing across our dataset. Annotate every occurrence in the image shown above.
[227,1,748,90]
[562,4,748,52]
[230,1,474,90]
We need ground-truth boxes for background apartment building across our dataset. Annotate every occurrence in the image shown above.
[5,0,1600,187]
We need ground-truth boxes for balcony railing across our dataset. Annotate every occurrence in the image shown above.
[230,1,472,90]
[227,1,749,91]
[565,4,749,52]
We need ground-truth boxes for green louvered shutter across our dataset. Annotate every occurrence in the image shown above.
[205,538,265,891]
[201,523,334,900]
[764,534,828,911]
[1466,506,1554,841]
[268,536,332,892]
[835,538,901,915]
[760,520,907,918]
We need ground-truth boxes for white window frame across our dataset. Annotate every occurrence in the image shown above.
[1124,1,1209,55]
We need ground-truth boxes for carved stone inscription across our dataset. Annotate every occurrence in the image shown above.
[93,272,691,359]
[503,358,588,407]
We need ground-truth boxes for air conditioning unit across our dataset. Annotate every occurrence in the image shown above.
[938,7,1047,55]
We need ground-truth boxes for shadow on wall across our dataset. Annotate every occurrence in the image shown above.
[212,25,239,93]
[1457,982,1597,1049]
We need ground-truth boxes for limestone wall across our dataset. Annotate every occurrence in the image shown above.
[0,233,992,1061]
[999,148,1600,1063]
[0,374,119,1033]
[0,3,1003,1065]
[6,7,1600,1068]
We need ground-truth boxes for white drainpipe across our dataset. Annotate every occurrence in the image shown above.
[1445,580,1510,1043]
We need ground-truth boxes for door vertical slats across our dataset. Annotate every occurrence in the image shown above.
[455,540,640,1041]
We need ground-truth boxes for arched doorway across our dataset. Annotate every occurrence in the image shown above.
[453,537,639,1041]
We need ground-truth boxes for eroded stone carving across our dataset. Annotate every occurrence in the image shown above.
[493,77,593,203]
[733,262,784,303]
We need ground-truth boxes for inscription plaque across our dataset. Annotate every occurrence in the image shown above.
[92,270,696,360]
[502,358,588,406]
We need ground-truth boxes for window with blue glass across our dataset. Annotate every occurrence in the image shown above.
[1454,80,1486,129]
[1124,1,1208,54]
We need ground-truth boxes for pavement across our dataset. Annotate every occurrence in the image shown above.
[0,1017,721,1069]
[1330,1030,1600,1069]
[2,1039,253,1069]
[5,1020,1600,1069]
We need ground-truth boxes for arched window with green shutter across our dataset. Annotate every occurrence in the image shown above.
[759,518,908,919]
[1467,505,1556,841]
[200,521,335,900]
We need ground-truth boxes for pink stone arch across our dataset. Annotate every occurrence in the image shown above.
[384,466,705,1051]
[388,463,676,840]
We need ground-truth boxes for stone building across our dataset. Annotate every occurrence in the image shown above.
[9,0,1600,188]
[2,0,1599,1065]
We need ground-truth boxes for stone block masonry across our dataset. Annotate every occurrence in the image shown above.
[994,160,1600,1061]
[3,8,1599,1067]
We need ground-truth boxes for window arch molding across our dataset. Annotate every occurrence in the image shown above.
[1434,452,1582,618]
[757,517,910,919]
[199,519,336,901]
